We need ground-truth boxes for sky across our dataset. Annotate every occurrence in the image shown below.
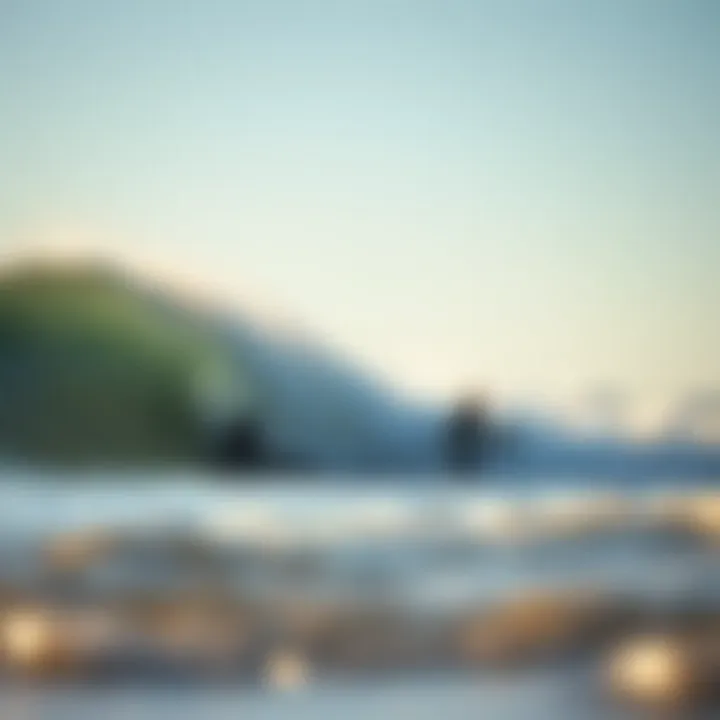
[1,0,719,421]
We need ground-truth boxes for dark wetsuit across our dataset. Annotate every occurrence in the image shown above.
[446,399,490,474]
[212,416,266,470]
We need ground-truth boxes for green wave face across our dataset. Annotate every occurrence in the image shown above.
[0,263,240,466]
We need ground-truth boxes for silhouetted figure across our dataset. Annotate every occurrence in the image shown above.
[445,395,491,474]
[212,415,267,470]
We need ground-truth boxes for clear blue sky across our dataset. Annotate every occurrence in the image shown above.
[1,0,719,411]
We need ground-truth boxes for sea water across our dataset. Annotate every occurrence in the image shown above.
[0,470,717,720]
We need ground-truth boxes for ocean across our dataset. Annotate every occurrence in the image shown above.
[0,470,717,719]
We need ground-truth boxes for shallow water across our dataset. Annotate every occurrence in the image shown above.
[0,472,718,602]
[0,471,717,719]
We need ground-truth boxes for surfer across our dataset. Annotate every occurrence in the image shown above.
[445,394,491,475]
[212,414,267,470]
